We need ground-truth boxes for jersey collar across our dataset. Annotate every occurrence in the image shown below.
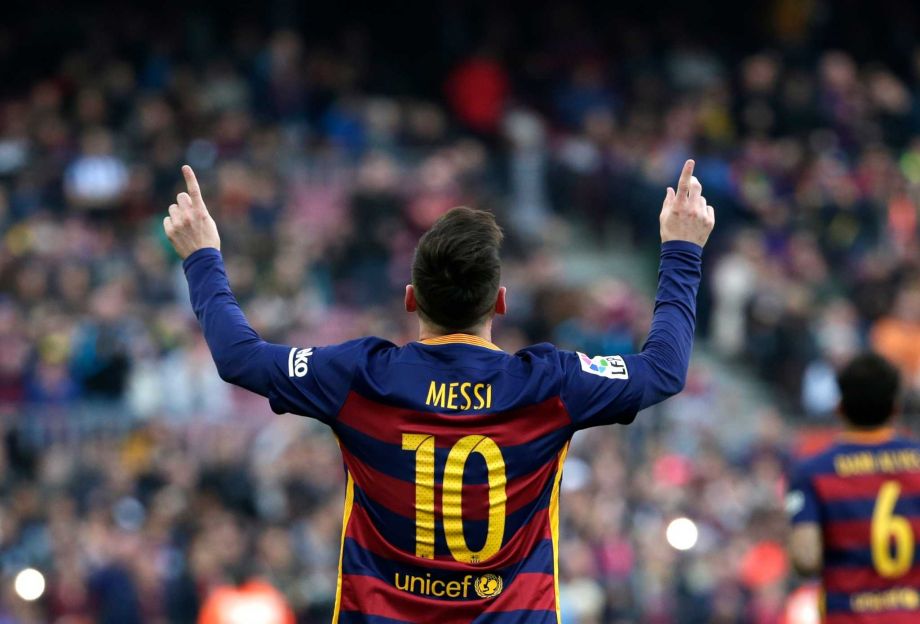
[418,333,502,351]
[839,427,896,445]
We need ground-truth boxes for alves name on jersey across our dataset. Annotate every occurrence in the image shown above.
[788,431,920,624]
[183,241,702,624]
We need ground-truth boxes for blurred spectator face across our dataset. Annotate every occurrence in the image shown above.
[815,301,859,364]
[363,98,401,143]
[269,31,303,77]
[742,54,780,93]
[406,103,448,144]
[868,70,911,113]
[76,88,108,125]
[819,51,858,93]
[65,129,128,207]
[356,153,400,192]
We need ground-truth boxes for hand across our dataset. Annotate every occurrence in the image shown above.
[163,165,221,259]
[660,159,715,247]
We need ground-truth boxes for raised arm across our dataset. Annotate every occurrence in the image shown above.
[560,159,714,428]
[634,159,714,406]
[163,166,273,392]
[164,166,364,422]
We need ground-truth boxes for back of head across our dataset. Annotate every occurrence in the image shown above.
[411,207,504,332]
[837,352,901,429]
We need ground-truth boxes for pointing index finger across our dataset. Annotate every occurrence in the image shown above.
[677,159,695,197]
[182,165,202,199]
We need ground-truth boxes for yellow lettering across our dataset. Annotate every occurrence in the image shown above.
[835,452,884,476]
[431,580,445,596]
[459,382,471,410]
[473,384,485,409]
[395,573,408,590]
[879,452,894,473]
[428,381,493,410]
[447,383,459,409]
[834,455,847,475]
[426,382,446,408]
[851,588,920,612]
[462,575,473,598]
[446,581,461,598]
[409,575,424,594]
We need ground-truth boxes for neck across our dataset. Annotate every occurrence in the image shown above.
[418,321,492,343]
[840,425,895,444]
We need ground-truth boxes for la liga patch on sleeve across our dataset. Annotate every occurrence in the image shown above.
[577,353,629,380]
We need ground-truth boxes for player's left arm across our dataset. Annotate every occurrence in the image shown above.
[560,160,712,428]
[164,166,358,422]
[786,465,824,576]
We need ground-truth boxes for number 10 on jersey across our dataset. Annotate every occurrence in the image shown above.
[402,433,507,564]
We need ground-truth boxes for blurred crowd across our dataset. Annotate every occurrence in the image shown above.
[2,0,920,622]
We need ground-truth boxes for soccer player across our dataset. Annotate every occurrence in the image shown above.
[787,353,920,623]
[163,160,714,623]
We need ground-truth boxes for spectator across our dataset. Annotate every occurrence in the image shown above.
[0,2,918,622]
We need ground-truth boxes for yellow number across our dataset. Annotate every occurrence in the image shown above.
[401,434,435,559]
[871,480,914,578]
[443,435,507,563]
[403,433,507,564]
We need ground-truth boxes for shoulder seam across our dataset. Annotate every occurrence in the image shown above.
[331,337,384,425]
[553,351,575,429]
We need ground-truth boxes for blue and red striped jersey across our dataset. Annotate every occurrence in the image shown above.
[788,431,920,624]
[182,241,703,623]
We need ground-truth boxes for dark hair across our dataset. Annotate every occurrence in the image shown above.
[411,207,504,331]
[837,352,901,429]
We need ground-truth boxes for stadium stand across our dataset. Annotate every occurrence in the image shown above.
[2,1,920,622]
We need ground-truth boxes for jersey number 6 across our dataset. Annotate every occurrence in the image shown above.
[871,480,915,578]
[402,433,507,564]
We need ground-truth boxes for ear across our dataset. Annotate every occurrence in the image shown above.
[494,287,507,316]
[405,285,417,313]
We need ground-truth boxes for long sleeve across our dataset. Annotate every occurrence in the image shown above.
[183,247,276,394]
[634,240,702,406]
[559,240,703,428]
[182,247,371,422]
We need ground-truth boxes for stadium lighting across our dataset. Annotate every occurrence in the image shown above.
[784,585,821,624]
[665,517,699,551]
[14,568,45,601]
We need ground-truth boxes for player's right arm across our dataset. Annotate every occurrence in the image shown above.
[786,464,824,576]
[164,166,363,422]
[559,159,715,428]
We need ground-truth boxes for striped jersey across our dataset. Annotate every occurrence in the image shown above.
[182,241,703,623]
[788,431,920,624]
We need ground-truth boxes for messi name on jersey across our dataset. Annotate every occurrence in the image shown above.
[425,380,493,410]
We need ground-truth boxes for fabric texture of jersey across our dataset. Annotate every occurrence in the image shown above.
[182,241,702,624]
[788,432,920,624]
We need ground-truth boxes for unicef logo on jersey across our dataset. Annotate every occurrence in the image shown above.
[474,574,503,599]
[287,347,314,378]
[393,571,503,600]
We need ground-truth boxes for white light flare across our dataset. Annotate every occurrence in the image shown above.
[14,568,45,601]
[666,517,699,551]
